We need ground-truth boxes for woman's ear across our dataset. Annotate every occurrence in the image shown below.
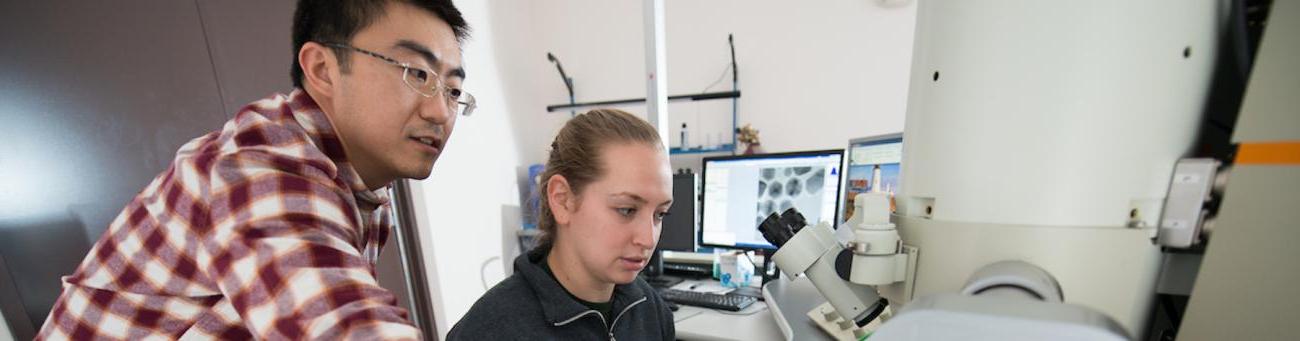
[547,174,575,226]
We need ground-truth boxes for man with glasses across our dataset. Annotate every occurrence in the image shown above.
[37,1,470,339]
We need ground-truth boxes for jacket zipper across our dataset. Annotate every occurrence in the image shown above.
[607,297,648,340]
[553,296,648,341]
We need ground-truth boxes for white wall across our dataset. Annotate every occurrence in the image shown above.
[413,0,917,338]
[409,1,524,337]
[0,313,12,341]
[496,0,918,170]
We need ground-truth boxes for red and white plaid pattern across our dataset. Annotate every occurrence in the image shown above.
[36,90,421,340]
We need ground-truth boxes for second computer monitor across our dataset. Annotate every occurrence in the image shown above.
[658,173,698,252]
[699,150,844,250]
[842,133,903,223]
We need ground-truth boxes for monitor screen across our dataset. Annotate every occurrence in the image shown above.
[699,150,844,250]
[842,133,903,223]
[657,173,697,252]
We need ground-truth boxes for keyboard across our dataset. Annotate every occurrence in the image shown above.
[659,289,757,311]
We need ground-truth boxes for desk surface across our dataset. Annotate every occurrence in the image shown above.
[762,276,835,341]
[671,279,783,341]
[670,275,842,341]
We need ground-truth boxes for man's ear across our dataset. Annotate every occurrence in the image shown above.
[299,42,339,100]
[547,174,576,226]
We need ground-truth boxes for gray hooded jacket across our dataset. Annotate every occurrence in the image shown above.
[446,246,675,340]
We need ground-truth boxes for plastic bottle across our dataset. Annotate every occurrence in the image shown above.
[680,123,689,149]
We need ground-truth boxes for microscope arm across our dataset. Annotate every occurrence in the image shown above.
[760,209,890,327]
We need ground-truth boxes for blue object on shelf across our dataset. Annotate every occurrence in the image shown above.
[670,144,736,155]
[522,164,545,230]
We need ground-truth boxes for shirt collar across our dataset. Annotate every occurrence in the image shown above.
[516,245,649,325]
[285,89,391,207]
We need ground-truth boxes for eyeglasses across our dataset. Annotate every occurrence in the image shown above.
[323,42,477,117]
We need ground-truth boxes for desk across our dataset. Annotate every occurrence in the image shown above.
[761,276,835,341]
[670,276,839,341]
[670,279,782,341]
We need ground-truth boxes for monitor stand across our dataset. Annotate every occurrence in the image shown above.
[641,249,684,289]
[760,248,780,284]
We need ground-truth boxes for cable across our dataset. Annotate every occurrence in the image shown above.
[700,62,733,94]
[547,52,577,117]
[480,256,501,290]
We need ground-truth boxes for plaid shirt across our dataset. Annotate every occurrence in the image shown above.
[36,90,421,340]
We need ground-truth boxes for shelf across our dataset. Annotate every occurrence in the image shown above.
[545,90,740,112]
[546,35,741,157]
[670,144,736,155]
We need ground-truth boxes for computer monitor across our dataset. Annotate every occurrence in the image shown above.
[658,172,698,252]
[842,133,903,223]
[699,150,845,250]
[643,173,698,284]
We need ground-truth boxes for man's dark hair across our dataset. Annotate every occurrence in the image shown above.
[291,0,470,88]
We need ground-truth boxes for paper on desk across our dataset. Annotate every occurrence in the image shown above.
[670,281,735,295]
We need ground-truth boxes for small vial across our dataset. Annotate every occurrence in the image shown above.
[680,123,689,148]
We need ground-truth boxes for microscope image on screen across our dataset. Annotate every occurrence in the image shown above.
[756,166,829,227]
[700,150,842,250]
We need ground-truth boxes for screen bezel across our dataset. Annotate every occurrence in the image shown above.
[698,149,846,251]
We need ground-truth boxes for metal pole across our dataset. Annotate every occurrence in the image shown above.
[644,0,669,149]
[390,180,437,340]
